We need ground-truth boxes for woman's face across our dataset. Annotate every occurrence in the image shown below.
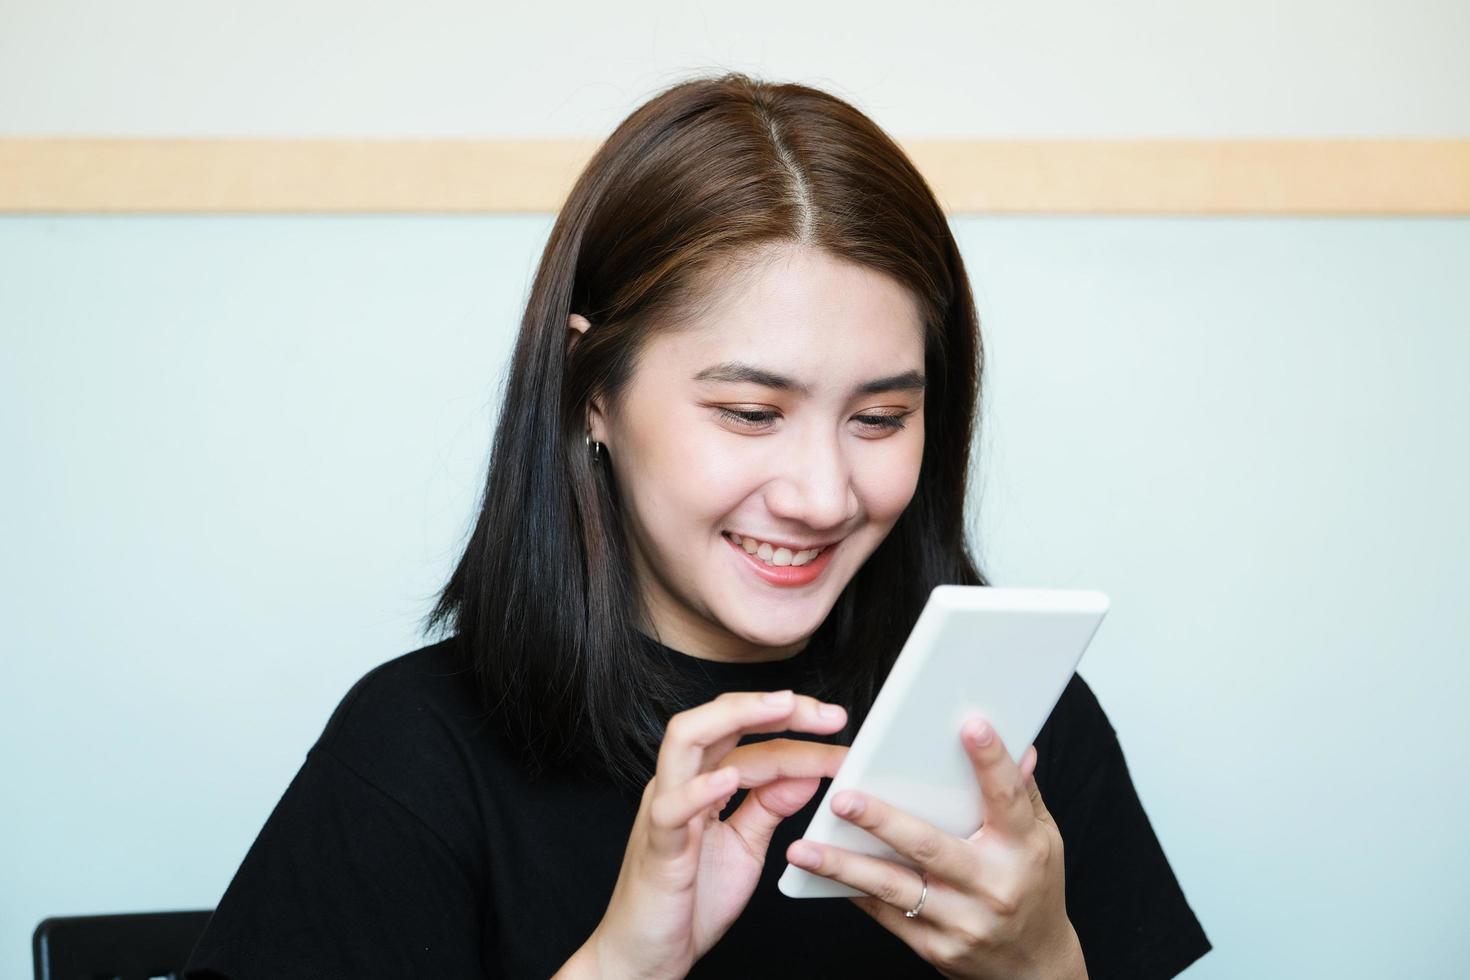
[573,244,927,663]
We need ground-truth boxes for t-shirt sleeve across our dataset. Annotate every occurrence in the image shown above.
[183,660,493,979]
[1037,674,1212,980]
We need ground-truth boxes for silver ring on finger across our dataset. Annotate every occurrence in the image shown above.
[904,870,929,918]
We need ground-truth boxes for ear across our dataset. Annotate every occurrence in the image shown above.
[566,314,608,444]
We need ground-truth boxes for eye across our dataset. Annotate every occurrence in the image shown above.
[716,408,778,430]
[714,407,912,434]
[854,414,908,432]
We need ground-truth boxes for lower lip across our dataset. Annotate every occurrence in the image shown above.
[723,534,839,588]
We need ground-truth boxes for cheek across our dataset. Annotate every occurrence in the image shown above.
[854,431,925,520]
[625,414,752,525]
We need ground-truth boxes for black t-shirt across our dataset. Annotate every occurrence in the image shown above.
[184,632,1211,979]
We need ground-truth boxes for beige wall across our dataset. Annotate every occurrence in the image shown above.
[2,0,1468,138]
[2,0,1467,213]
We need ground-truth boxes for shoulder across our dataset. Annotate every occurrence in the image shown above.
[183,637,496,978]
[1036,675,1215,977]
[1050,672,1114,733]
[308,635,496,862]
[315,633,484,758]
[1037,671,1116,751]
[1031,671,1121,808]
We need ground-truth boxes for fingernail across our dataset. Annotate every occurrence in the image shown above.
[966,719,993,746]
[832,791,864,818]
[790,841,819,867]
[820,703,845,720]
[764,689,794,704]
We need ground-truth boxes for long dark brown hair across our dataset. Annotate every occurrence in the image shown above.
[423,71,989,792]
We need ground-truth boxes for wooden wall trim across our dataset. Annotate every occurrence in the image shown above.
[1,138,1467,214]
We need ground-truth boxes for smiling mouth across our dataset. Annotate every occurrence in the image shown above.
[721,531,838,568]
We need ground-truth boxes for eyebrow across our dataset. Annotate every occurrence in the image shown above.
[692,361,926,397]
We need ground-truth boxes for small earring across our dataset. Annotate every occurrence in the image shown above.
[585,432,602,461]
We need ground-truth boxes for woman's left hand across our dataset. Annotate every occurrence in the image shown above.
[784,716,1088,980]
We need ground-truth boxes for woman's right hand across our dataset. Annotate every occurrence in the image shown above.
[578,689,849,979]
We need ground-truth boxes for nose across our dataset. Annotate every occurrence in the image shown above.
[762,424,859,533]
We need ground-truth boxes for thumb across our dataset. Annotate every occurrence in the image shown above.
[726,777,823,853]
[716,739,845,853]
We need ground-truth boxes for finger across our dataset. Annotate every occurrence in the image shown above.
[720,740,849,851]
[787,838,944,926]
[960,715,1034,838]
[717,738,848,787]
[1018,745,1054,826]
[849,892,932,945]
[645,765,740,857]
[656,691,846,787]
[1020,744,1038,782]
[823,788,978,884]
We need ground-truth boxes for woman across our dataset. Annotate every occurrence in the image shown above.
[184,73,1211,979]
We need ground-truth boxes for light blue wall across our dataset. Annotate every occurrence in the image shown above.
[2,215,1467,979]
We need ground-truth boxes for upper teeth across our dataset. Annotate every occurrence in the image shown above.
[728,533,825,567]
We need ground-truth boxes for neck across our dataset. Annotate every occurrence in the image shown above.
[638,625,810,664]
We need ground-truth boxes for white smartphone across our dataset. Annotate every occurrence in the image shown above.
[778,585,1110,899]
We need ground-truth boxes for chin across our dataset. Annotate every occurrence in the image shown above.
[721,603,829,650]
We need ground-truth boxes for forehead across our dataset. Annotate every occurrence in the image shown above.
[645,246,926,379]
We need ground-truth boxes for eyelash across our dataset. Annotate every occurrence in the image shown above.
[716,408,910,432]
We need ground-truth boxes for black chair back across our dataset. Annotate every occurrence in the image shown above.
[32,910,214,980]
